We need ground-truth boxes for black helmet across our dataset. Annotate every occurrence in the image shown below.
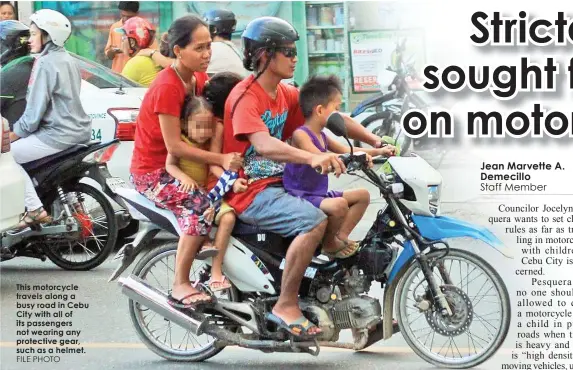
[203,9,236,38]
[241,17,299,71]
[0,20,31,66]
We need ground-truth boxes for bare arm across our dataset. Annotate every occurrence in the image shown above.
[326,135,392,157]
[150,51,174,69]
[342,114,381,147]
[165,153,192,182]
[159,114,225,166]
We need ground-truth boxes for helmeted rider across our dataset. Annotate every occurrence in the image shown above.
[0,20,34,126]
[119,16,161,87]
[202,8,249,78]
[10,9,92,229]
[221,16,388,337]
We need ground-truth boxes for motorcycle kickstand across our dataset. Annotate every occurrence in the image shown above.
[289,336,320,356]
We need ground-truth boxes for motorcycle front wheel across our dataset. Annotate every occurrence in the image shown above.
[395,248,510,368]
[128,242,240,362]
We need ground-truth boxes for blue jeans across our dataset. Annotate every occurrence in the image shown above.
[239,186,327,238]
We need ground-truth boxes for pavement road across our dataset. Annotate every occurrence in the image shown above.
[0,148,519,370]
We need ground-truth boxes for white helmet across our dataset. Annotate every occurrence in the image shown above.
[29,9,71,47]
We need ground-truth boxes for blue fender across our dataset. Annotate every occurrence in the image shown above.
[386,215,513,284]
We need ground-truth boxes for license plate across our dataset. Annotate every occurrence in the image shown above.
[106,177,131,192]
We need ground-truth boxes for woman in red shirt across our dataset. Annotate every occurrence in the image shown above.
[130,15,242,308]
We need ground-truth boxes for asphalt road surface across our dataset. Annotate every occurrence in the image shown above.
[1,148,519,370]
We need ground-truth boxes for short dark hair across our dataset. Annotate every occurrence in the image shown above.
[160,15,208,58]
[203,72,243,119]
[299,75,343,119]
[180,96,212,135]
[118,1,139,13]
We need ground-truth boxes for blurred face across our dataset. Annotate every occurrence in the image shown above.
[186,110,214,144]
[316,92,343,127]
[267,42,297,79]
[175,25,212,73]
[0,4,15,20]
[29,24,43,53]
[120,10,137,23]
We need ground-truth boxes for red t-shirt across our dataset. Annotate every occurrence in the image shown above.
[130,68,209,175]
[222,75,304,213]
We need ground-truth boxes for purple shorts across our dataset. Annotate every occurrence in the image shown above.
[303,190,343,208]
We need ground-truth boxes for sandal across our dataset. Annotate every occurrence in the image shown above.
[209,276,232,292]
[321,238,360,259]
[196,241,219,260]
[265,312,321,338]
[167,291,215,309]
[14,207,53,231]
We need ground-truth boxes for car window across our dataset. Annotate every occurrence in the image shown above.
[71,53,143,89]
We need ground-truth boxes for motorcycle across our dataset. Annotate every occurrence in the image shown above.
[109,112,511,368]
[1,138,129,270]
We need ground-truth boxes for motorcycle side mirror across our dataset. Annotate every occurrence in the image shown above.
[326,112,353,156]
[326,112,348,138]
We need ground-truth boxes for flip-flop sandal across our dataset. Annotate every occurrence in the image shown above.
[265,312,321,338]
[167,292,214,309]
[209,276,232,292]
[321,239,360,259]
[196,243,219,260]
[14,207,53,231]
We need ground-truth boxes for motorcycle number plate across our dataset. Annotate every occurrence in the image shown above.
[106,177,130,192]
[279,258,317,279]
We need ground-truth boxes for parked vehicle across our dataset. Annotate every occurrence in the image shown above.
[0,129,126,270]
[0,116,25,232]
[109,113,511,368]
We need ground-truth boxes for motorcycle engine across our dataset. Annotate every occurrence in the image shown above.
[302,270,382,341]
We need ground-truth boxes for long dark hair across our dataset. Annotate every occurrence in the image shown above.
[160,14,208,58]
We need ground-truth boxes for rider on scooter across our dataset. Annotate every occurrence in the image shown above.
[9,9,92,229]
[222,16,390,338]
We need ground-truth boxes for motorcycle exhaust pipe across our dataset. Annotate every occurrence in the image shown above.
[118,275,207,335]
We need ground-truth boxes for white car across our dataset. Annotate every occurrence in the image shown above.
[74,54,144,182]
[0,116,26,231]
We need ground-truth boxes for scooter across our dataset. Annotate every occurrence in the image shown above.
[109,112,512,368]
[1,137,129,270]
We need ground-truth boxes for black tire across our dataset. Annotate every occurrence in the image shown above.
[395,248,511,368]
[42,182,118,271]
[354,112,412,155]
[128,242,240,362]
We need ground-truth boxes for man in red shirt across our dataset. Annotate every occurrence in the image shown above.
[223,17,387,337]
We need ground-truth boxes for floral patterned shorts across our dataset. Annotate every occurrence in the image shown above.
[131,169,213,236]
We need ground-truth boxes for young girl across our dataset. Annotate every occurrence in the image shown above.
[283,75,395,259]
[167,87,245,292]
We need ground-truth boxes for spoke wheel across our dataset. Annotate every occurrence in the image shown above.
[396,248,510,368]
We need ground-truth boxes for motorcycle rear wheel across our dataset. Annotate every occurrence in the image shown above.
[128,241,240,362]
[396,248,510,368]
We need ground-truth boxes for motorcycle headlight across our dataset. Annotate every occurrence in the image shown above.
[428,185,440,215]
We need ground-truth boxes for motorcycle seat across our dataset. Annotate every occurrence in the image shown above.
[21,141,100,172]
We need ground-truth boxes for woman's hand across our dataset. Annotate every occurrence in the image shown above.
[222,152,243,171]
[232,178,248,193]
[179,176,199,193]
[202,207,215,224]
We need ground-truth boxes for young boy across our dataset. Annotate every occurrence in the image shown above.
[283,75,395,259]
